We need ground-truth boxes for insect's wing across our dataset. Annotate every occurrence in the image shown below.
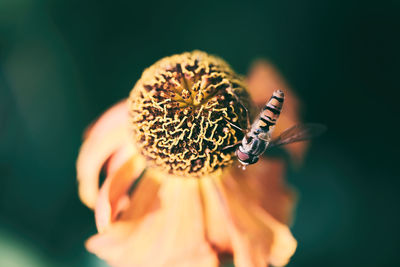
[269,123,326,148]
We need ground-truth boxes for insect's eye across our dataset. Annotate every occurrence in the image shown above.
[236,150,250,162]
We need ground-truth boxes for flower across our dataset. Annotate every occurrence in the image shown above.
[77,51,305,267]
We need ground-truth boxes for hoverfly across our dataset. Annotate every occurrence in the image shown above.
[225,90,326,168]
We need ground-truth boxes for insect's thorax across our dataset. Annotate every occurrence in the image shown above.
[240,132,270,156]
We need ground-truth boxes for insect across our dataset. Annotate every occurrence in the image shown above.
[225,89,326,168]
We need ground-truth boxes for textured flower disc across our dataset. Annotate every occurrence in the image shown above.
[129,51,252,177]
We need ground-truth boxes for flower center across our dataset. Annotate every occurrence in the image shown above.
[128,51,251,177]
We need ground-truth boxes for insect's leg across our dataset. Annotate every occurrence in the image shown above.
[227,87,251,129]
[222,141,242,151]
[224,119,246,133]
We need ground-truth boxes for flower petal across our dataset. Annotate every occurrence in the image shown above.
[95,151,146,232]
[247,60,299,111]
[199,175,232,253]
[87,173,219,267]
[215,173,297,267]
[247,60,308,162]
[106,140,136,177]
[86,173,162,266]
[230,159,296,224]
[77,100,130,209]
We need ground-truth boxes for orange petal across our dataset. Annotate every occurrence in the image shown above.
[215,172,297,267]
[247,60,307,163]
[95,151,146,232]
[77,100,130,209]
[199,175,232,253]
[247,60,299,111]
[229,159,296,225]
[87,173,219,267]
[106,141,136,176]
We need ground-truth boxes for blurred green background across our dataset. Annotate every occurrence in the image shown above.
[1,0,399,266]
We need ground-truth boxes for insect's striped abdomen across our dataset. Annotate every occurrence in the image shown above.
[258,90,284,132]
[238,90,285,166]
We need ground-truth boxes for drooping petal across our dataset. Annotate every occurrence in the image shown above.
[95,150,146,232]
[77,100,130,209]
[229,159,296,225]
[247,60,299,112]
[106,140,136,176]
[247,60,307,162]
[212,173,297,267]
[199,175,232,253]
[86,172,162,266]
[87,172,219,267]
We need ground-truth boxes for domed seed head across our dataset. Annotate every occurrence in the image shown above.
[128,51,252,177]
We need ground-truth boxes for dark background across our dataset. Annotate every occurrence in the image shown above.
[0,0,399,266]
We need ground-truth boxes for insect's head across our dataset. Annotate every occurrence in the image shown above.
[236,149,259,165]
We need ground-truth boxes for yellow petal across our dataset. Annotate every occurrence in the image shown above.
[87,173,219,267]
[214,172,297,267]
[95,151,146,232]
[77,100,130,209]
